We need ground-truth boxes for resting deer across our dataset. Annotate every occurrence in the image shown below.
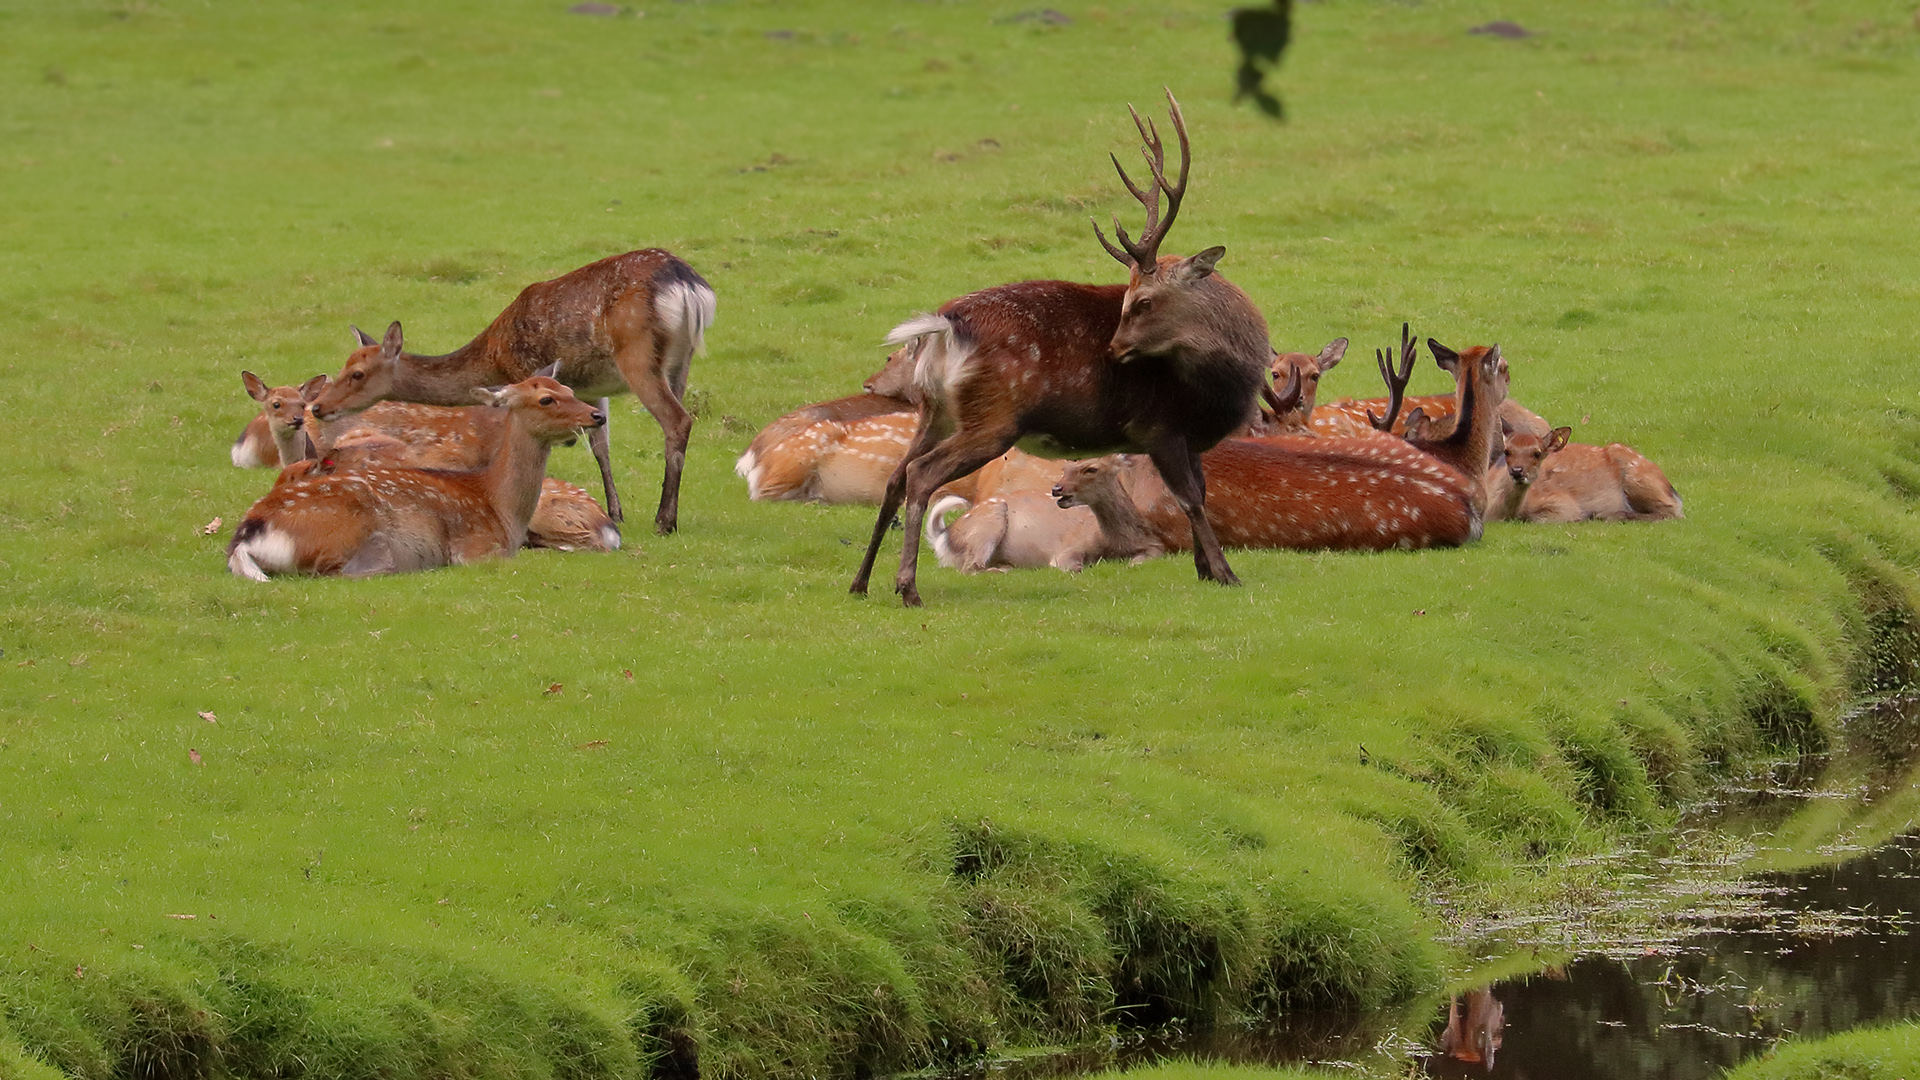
[1055,434,1478,553]
[852,91,1271,605]
[1244,338,1348,436]
[1484,426,1564,522]
[238,373,619,552]
[234,372,328,467]
[1314,326,1549,447]
[228,376,604,579]
[1365,334,1511,516]
[308,249,714,534]
[925,449,1157,572]
[1515,428,1684,522]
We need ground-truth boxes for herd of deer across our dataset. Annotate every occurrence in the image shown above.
[225,92,1678,604]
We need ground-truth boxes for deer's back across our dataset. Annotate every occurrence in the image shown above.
[485,249,709,393]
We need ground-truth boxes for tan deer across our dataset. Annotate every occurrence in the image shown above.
[1484,426,1563,522]
[853,92,1272,605]
[924,449,1158,572]
[1515,428,1683,522]
[1244,338,1349,436]
[233,372,328,467]
[228,377,604,579]
[238,373,619,552]
[1314,326,1550,447]
[308,250,714,534]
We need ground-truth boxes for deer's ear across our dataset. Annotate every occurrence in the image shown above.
[1178,246,1227,281]
[1428,339,1460,374]
[533,362,561,380]
[352,324,378,348]
[1484,344,1503,372]
[1317,337,1348,371]
[242,371,269,402]
[381,320,404,358]
[298,374,330,402]
[1548,426,1572,452]
[473,387,506,407]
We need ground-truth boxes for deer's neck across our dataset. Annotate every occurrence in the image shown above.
[271,423,313,468]
[480,414,554,551]
[1081,474,1162,552]
[392,336,522,407]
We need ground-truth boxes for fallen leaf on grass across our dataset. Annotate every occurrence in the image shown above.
[163,913,196,920]
[621,669,634,681]
[202,517,222,536]
[197,711,217,723]
[576,740,609,750]
[544,683,563,695]
[188,749,202,765]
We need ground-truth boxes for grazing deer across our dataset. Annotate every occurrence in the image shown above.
[228,377,604,579]
[852,91,1271,605]
[1517,429,1684,522]
[1057,437,1478,553]
[307,249,714,534]
[234,372,328,467]
[1484,426,1564,522]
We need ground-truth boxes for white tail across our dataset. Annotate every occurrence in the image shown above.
[228,377,605,579]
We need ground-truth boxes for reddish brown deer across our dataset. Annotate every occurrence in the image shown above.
[1244,338,1348,436]
[1313,328,1549,446]
[1516,429,1684,522]
[228,377,604,579]
[852,92,1271,605]
[1054,436,1478,553]
[234,372,328,467]
[307,250,714,534]
[1363,337,1512,516]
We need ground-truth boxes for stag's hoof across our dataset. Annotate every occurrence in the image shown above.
[896,582,923,608]
[849,578,870,596]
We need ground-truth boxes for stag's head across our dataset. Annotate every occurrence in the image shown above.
[1095,92,1265,366]
[311,321,404,422]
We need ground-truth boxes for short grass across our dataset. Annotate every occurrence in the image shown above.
[3,1,1920,1078]
[1724,1021,1920,1080]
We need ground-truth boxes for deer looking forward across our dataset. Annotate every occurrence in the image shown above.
[851,91,1271,605]
[308,250,714,534]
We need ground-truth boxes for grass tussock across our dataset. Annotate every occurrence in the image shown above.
[4,0,1920,1076]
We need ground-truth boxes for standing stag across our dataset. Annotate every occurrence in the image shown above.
[852,91,1271,605]
[308,249,714,534]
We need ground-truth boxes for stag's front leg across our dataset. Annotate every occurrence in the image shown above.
[587,398,623,524]
[893,431,1012,607]
[852,408,939,596]
[1145,439,1239,586]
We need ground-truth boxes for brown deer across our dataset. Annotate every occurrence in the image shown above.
[240,373,619,552]
[1314,327,1550,446]
[307,249,714,534]
[735,392,920,504]
[1439,989,1505,1068]
[234,372,328,467]
[228,376,604,579]
[925,449,1162,572]
[1366,336,1512,516]
[1516,428,1684,522]
[1055,435,1478,553]
[851,92,1271,605]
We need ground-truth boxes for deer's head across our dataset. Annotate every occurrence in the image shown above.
[311,321,404,422]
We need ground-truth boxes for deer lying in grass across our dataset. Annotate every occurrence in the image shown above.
[854,92,1272,605]
[233,372,327,467]
[735,392,920,504]
[1313,326,1549,446]
[924,449,1157,572]
[237,372,619,552]
[1364,335,1513,517]
[1512,428,1683,522]
[1484,426,1562,522]
[228,376,604,579]
[1244,338,1348,437]
[309,249,714,534]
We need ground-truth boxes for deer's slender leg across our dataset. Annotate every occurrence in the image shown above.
[893,427,1017,607]
[852,407,940,595]
[1145,438,1238,586]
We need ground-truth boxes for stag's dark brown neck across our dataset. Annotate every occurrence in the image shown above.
[393,335,525,407]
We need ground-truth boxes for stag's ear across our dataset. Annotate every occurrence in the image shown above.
[473,386,506,407]
[298,374,330,402]
[1548,426,1572,453]
[241,371,269,403]
[352,324,379,348]
[533,362,561,380]
[1176,246,1227,282]
[381,320,404,358]
[1317,337,1349,371]
[1428,338,1460,374]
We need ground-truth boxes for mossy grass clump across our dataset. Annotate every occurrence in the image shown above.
[1724,1021,1920,1080]
[4,0,1920,1076]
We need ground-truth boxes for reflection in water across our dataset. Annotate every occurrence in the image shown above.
[1438,989,1504,1070]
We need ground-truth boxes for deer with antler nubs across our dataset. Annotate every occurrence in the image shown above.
[851,91,1271,606]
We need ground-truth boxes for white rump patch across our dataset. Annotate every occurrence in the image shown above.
[734,448,764,498]
[885,314,972,402]
[598,524,623,551]
[229,527,298,581]
[655,279,718,356]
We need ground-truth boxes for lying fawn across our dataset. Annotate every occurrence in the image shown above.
[853,92,1271,605]
[309,250,713,534]
[925,449,1151,572]
[228,377,604,579]
[233,372,327,468]
[1516,428,1683,522]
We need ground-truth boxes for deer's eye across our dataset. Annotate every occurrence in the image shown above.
[1131,297,1151,314]
[351,370,365,381]
[539,396,555,406]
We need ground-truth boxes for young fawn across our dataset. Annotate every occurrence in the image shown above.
[308,250,713,534]
[853,92,1272,605]
[228,377,604,579]
[1514,428,1683,522]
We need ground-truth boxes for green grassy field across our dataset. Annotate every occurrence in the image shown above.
[4,1,1920,1078]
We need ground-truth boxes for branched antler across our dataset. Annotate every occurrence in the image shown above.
[1368,322,1417,432]
[1093,89,1192,270]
